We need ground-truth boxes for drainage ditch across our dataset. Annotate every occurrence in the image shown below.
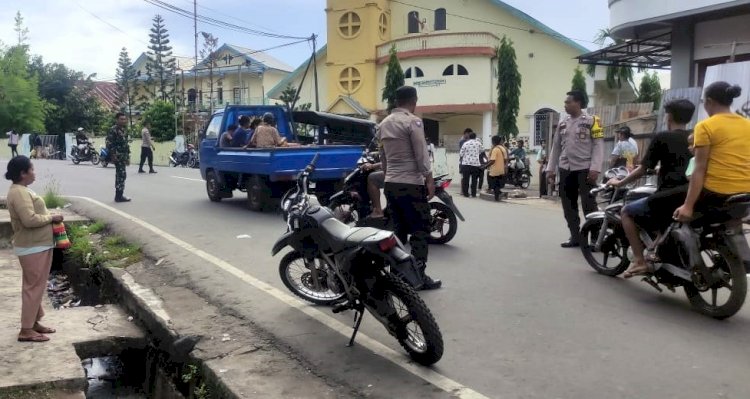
[49,238,217,398]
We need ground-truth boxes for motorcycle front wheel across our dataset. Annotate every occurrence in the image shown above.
[279,251,345,306]
[580,219,629,276]
[372,273,443,366]
[683,243,747,319]
[101,161,108,168]
[520,172,531,189]
[91,152,100,165]
[427,202,457,245]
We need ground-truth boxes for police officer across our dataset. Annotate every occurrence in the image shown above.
[546,90,604,247]
[107,112,132,202]
[380,86,441,290]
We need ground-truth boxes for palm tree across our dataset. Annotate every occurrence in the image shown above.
[586,29,634,90]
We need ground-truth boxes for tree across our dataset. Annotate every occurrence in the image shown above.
[142,101,176,142]
[496,36,521,139]
[279,84,311,111]
[144,15,176,103]
[116,48,138,128]
[381,45,405,112]
[14,11,28,46]
[199,32,219,110]
[586,29,634,90]
[572,67,587,94]
[0,45,45,133]
[636,71,662,110]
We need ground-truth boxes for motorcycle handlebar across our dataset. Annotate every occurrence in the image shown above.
[590,185,610,195]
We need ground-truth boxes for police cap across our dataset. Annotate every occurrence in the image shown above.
[395,85,417,101]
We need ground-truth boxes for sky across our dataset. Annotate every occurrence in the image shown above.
[0,0,613,81]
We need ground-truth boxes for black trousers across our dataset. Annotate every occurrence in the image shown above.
[384,182,430,264]
[559,169,597,241]
[461,166,482,197]
[539,167,548,197]
[488,175,506,200]
[9,144,18,157]
[139,147,154,171]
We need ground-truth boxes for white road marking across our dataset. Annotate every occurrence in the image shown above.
[171,176,204,182]
[69,196,490,399]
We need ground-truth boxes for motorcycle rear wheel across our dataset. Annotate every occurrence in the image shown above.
[187,157,197,169]
[72,156,80,165]
[279,251,345,306]
[427,202,457,245]
[375,273,443,366]
[91,153,100,165]
[101,161,108,168]
[520,172,531,189]
[683,244,747,319]
[580,219,629,276]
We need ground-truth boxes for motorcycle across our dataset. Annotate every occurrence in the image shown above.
[100,146,110,168]
[325,152,465,245]
[274,154,444,365]
[506,155,531,189]
[169,144,198,168]
[580,171,750,319]
[70,142,100,165]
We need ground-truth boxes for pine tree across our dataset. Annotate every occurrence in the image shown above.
[199,32,219,110]
[14,11,29,46]
[496,36,521,139]
[116,48,138,128]
[636,72,662,110]
[381,45,405,112]
[145,15,175,103]
[572,67,587,94]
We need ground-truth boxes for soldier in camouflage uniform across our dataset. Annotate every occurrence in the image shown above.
[546,90,604,247]
[107,113,132,202]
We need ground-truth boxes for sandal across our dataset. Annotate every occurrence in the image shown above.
[18,334,50,343]
[33,324,56,334]
[623,262,654,279]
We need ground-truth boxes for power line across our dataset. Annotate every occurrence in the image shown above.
[390,0,598,46]
[74,1,150,47]
[142,0,310,40]
[175,0,283,36]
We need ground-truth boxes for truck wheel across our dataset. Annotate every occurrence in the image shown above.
[246,175,269,212]
[206,170,222,202]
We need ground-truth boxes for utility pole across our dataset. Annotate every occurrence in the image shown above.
[193,0,198,142]
[312,34,320,112]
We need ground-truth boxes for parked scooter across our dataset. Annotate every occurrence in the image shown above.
[274,154,444,365]
[325,152,465,244]
[506,155,531,189]
[169,144,198,168]
[580,169,750,319]
[70,142,100,165]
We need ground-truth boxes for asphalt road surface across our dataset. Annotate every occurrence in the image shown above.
[5,159,750,399]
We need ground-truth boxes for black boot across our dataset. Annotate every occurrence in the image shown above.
[115,191,131,203]
[138,169,145,173]
[417,262,442,290]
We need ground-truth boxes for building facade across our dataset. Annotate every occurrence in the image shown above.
[269,0,622,149]
[608,0,750,88]
[131,43,292,112]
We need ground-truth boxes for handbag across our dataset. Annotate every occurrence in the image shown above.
[52,222,71,249]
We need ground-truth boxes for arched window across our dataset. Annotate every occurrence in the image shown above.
[187,88,196,103]
[404,67,412,79]
[404,67,425,79]
[457,64,468,75]
[442,65,454,76]
[443,64,468,76]
[434,8,446,31]
[408,11,420,33]
[414,67,424,78]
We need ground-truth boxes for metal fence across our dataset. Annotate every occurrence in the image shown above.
[655,87,703,131]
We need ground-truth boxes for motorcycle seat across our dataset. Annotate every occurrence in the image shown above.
[321,218,381,251]
[624,186,657,202]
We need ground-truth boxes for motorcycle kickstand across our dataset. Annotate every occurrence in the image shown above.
[641,275,663,292]
[347,310,365,347]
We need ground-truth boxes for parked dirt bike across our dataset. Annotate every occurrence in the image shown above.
[506,156,531,189]
[99,146,110,168]
[581,172,750,319]
[70,142,99,165]
[169,144,198,168]
[274,154,444,365]
[325,153,465,244]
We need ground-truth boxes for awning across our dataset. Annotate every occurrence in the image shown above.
[577,32,672,70]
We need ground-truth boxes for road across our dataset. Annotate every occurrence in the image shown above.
[5,159,750,399]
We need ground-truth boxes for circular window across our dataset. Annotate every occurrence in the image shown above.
[339,67,362,94]
[338,12,361,38]
[378,13,388,38]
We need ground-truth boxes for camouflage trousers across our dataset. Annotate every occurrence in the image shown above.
[114,162,127,193]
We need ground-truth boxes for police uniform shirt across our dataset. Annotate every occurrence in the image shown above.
[379,108,432,186]
[546,113,605,173]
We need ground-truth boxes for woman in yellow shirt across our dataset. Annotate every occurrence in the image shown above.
[674,81,750,222]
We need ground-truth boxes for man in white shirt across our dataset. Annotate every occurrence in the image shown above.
[459,132,483,197]
[7,130,19,157]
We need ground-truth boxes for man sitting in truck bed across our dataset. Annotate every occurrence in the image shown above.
[247,112,290,148]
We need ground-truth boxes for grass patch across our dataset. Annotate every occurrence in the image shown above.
[42,177,66,209]
[67,222,142,268]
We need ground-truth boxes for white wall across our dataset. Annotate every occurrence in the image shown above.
[694,14,750,60]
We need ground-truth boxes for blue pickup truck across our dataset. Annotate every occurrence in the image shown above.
[199,105,373,211]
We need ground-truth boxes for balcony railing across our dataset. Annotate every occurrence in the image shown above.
[377,32,501,59]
